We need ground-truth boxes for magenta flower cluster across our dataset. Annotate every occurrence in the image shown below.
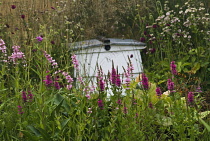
[71,54,79,70]
[170,61,177,75]
[36,36,43,42]
[98,99,104,109]
[61,71,74,90]
[22,91,34,102]
[156,87,162,96]
[0,39,7,62]
[110,67,121,87]
[17,105,24,114]
[54,70,74,90]
[124,63,134,89]
[116,99,122,105]
[99,79,105,92]
[187,92,194,103]
[96,67,105,92]
[142,73,149,90]
[43,72,62,90]
[43,74,53,87]
[44,51,58,68]
[8,46,26,65]
[167,79,174,91]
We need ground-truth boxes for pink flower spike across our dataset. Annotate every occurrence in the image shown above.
[188,92,194,103]
[98,99,104,109]
[156,87,162,97]
[85,94,91,99]
[66,84,72,90]
[170,61,177,75]
[142,73,149,90]
[17,105,24,114]
[71,54,79,70]
[0,39,6,46]
[22,91,27,102]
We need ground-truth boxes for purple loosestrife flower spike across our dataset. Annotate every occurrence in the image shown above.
[0,39,5,46]
[140,37,146,42]
[99,78,105,92]
[170,61,177,75]
[125,77,131,89]
[167,79,174,91]
[142,73,149,90]
[62,71,74,90]
[0,39,7,62]
[22,91,27,102]
[86,94,91,100]
[149,102,153,109]
[54,81,61,90]
[27,91,33,101]
[8,46,26,64]
[36,36,43,42]
[156,87,162,97]
[17,105,24,114]
[66,84,72,90]
[188,92,194,103]
[71,54,79,70]
[44,51,58,68]
[116,99,122,105]
[116,74,121,87]
[110,67,117,85]
[196,87,202,93]
[98,99,104,109]
[43,74,53,87]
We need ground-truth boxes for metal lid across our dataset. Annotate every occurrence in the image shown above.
[69,38,146,50]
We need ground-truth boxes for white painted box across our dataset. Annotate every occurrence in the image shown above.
[70,38,146,83]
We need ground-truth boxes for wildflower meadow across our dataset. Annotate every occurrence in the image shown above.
[0,0,210,140]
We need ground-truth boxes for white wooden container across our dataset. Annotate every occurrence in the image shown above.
[70,38,146,84]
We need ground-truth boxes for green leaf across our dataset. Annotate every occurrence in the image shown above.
[36,127,51,141]
[63,100,71,112]
[191,56,196,62]
[27,125,41,137]
[21,130,40,141]
[200,62,209,67]
[177,61,182,72]
[0,97,14,111]
[61,118,70,130]
[54,94,64,106]
[182,62,191,67]
[191,62,200,74]
[199,118,210,132]
[54,94,70,112]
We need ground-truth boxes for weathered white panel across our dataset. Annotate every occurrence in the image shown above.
[75,45,144,79]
